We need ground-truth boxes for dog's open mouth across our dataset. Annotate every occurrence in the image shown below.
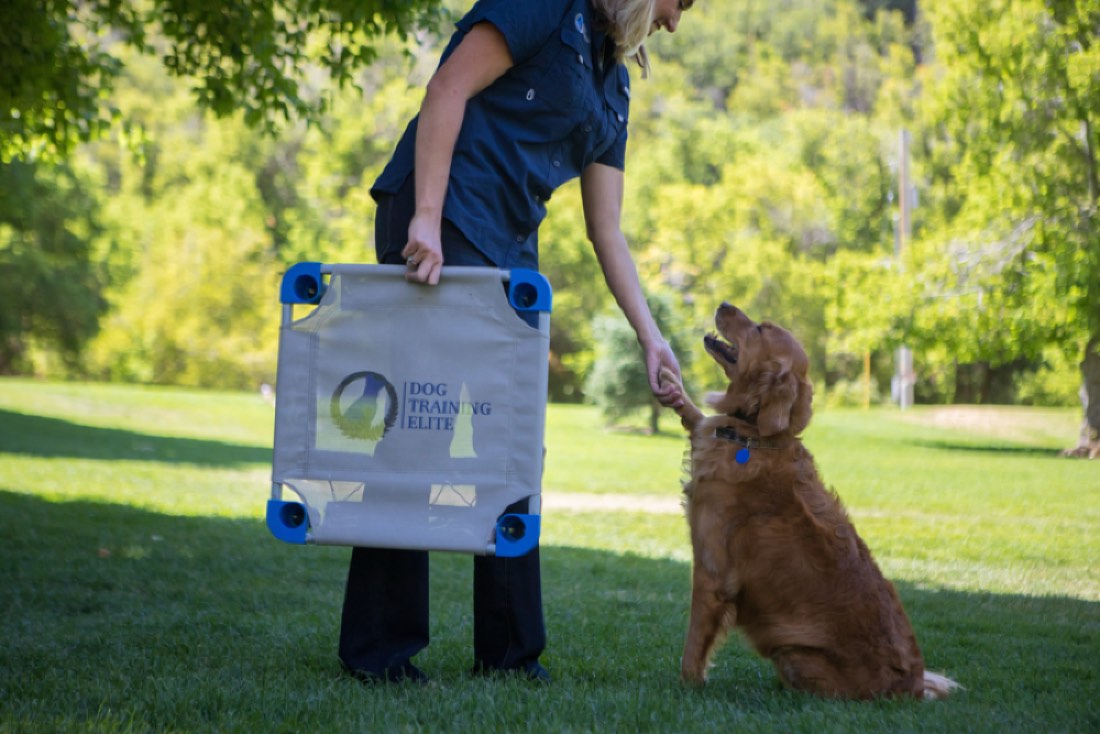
[704,333,738,364]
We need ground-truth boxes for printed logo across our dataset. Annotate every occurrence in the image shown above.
[399,381,493,459]
[330,371,398,441]
[402,381,492,432]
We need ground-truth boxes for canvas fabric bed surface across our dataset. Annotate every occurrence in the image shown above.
[272,265,549,552]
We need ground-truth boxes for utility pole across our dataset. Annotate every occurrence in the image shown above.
[894,129,915,410]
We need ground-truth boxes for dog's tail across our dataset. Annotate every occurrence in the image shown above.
[922,671,960,700]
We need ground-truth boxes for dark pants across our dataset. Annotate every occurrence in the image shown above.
[338,177,546,677]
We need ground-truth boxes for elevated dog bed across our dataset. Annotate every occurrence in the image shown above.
[268,263,551,557]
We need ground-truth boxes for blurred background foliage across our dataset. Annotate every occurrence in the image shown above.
[1,0,1096,426]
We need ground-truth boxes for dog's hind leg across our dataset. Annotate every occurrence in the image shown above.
[680,569,735,685]
[771,646,847,698]
[771,646,899,700]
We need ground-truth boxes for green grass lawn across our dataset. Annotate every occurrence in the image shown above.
[0,378,1097,733]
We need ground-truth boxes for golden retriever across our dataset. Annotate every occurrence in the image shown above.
[661,302,957,700]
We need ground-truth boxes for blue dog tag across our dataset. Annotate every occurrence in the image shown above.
[735,447,750,464]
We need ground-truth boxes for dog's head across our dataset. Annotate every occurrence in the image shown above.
[704,302,813,437]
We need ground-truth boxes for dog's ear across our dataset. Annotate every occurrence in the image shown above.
[757,363,813,437]
[786,374,813,436]
[757,366,799,437]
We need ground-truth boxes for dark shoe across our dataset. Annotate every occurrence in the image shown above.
[349,663,429,685]
[522,661,551,684]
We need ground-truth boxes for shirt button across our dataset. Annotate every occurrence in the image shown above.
[583,124,592,132]
[526,89,535,101]
[617,113,624,122]
[577,54,584,64]
[552,160,561,167]
[516,235,524,242]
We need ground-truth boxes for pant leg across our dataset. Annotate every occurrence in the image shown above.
[338,184,433,677]
[339,546,429,675]
[395,202,547,672]
[473,499,547,671]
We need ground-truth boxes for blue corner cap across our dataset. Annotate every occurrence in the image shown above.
[494,513,540,557]
[280,262,325,304]
[267,499,309,544]
[508,269,552,313]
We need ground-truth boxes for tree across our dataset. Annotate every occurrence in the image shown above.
[585,293,692,434]
[913,0,1099,454]
[0,0,445,160]
[636,0,922,399]
[0,160,106,373]
[84,128,282,388]
[1,0,456,385]
[76,52,304,388]
[824,250,902,404]
[539,180,614,401]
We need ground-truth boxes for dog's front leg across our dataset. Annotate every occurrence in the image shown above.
[681,565,735,685]
[660,367,704,430]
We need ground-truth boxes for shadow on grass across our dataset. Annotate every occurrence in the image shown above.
[0,409,270,467]
[909,440,1063,458]
[2,488,1098,733]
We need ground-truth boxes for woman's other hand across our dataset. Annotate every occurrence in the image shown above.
[402,214,445,285]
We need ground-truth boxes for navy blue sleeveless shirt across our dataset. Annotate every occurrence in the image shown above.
[371,0,631,270]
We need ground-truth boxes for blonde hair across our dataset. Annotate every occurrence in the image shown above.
[591,0,656,77]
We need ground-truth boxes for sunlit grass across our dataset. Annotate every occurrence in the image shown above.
[0,378,1097,733]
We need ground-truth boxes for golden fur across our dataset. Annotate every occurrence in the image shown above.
[662,302,957,700]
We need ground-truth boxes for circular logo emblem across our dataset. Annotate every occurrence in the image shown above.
[330,371,398,441]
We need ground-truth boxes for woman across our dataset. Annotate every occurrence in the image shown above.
[340,0,692,684]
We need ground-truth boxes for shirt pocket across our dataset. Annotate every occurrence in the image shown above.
[607,66,630,129]
[593,67,630,168]
[518,24,592,135]
[553,19,594,100]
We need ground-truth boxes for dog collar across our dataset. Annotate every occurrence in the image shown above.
[715,425,782,464]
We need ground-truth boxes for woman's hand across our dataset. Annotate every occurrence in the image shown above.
[402,213,444,285]
[645,338,685,410]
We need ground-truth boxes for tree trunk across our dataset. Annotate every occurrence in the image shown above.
[952,361,980,403]
[650,399,661,435]
[0,336,25,375]
[1063,338,1100,459]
